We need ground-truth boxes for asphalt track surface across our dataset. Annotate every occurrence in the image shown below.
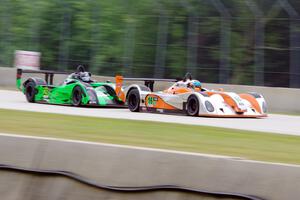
[0,90,299,136]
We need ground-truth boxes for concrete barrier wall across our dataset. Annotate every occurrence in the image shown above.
[1,67,300,113]
[0,67,19,88]
[0,134,299,200]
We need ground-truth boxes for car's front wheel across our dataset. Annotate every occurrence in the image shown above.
[72,86,83,107]
[186,95,200,116]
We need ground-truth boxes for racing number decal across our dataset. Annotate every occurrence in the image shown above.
[43,87,49,98]
[147,96,158,106]
[146,95,177,110]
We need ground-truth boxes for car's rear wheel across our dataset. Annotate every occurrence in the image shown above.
[72,86,83,107]
[127,88,140,112]
[25,81,36,103]
[186,95,199,116]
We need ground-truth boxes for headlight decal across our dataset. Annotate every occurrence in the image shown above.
[205,101,215,112]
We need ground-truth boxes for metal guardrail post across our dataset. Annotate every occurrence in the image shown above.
[122,0,136,77]
[277,0,300,88]
[28,1,42,52]
[289,17,300,88]
[154,0,168,79]
[210,0,231,84]
[89,1,102,74]
[264,0,300,88]
[180,0,199,77]
[245,0,265,86]
[0,0,12,67]
[58,1,72,71]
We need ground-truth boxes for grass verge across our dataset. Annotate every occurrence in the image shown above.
[0,108,300,165]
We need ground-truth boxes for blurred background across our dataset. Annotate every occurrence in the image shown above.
[0,0,300,88]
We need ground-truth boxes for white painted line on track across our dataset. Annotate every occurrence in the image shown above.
[0,90,300,136]
[1,132,299,168]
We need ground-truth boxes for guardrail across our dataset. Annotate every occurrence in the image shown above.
[0,134,299,200]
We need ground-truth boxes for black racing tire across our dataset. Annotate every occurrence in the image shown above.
[25,81,36,103]
[72,86,83,107]
[127,88,140,112]
[186,95,200,116]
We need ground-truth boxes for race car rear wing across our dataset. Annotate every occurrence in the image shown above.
[115,75,177,97]
[16,68,69,90]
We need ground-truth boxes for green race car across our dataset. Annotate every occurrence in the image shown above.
[16,66,125,107]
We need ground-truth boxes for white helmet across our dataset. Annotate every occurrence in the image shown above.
[79,72,91,82]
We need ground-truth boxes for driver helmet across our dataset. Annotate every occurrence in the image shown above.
[79,72,91,82]
[192,80,202,89]
[186,80,202,89]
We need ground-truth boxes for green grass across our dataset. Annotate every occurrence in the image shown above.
[0,108,300,165]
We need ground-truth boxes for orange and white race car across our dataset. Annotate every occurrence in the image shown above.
[115,73,267,118]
